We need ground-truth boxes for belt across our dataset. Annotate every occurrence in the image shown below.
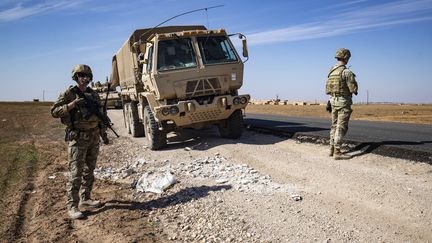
[331,93,351,97]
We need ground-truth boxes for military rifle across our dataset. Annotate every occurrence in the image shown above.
[73,86,120,138]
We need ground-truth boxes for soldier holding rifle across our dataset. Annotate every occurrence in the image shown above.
[51,64,114,219]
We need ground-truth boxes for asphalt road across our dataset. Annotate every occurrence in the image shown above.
[244,113,432,163]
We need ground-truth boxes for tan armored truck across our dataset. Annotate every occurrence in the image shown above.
[91,81,122,109]
[111,25,250,150]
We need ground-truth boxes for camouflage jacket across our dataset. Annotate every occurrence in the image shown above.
[325,64,358,96]
[51,85,106,130]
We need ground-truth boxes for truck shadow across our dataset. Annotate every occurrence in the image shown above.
[163,127,282,151]
[163,120,328,151]
[85,184,232,216]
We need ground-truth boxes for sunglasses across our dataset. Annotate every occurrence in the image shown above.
[77,73,91,78]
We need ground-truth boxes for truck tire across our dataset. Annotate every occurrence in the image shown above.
[144,106,166,150]
[129,102,145,137]
[218,109,244,139]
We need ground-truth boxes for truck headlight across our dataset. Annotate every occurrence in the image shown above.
[169,106,179,115]
[233,97,240,105]
[240,97,248,104]
[162,107,170,116]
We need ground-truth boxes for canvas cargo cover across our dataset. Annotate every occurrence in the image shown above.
[112,25,207,87]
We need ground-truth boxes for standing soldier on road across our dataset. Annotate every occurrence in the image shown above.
[51,64,109,219]
[326,48,358,160]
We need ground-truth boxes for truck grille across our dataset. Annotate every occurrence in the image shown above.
[185,78,221,98]
[189,109,222,122]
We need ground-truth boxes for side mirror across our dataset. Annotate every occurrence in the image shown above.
[238,33,248,58]
[242,39,248,58]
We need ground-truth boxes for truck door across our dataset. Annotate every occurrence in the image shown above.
[142,44,154,89]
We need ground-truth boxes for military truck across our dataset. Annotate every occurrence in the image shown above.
[91,81,122,109]
[111,25,250,150]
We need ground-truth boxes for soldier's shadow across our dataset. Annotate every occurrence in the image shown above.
[85,184,232,216]
[347,140,432,160]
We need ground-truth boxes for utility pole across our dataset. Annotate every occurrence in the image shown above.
[367,90,369,105]
[43,90,45,102]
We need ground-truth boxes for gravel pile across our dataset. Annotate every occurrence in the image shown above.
[96,150,299,195]
[168,154,298,194]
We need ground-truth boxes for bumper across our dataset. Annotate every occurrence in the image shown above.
[154,94,250,127]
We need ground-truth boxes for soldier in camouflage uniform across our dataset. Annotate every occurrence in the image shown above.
[326,48,358,160]
[51,64,109,219]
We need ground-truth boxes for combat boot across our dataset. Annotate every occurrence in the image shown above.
[333,149,351,160]
[329,146,334,157]
[79,199,102,208]
[68,207,84,219]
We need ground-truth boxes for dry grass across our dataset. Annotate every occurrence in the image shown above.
[0,102,63,240]
[0,102,60,142]
[246,104,432,125]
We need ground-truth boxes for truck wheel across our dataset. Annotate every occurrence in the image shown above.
[218,109,244,139]
[144,106,166,150]
[129,102,144,137]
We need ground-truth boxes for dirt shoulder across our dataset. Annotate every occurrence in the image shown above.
[1,103,431,242]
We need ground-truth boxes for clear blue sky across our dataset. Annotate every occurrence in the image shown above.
[1,0,431,103]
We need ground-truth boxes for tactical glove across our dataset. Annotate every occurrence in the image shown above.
[74,98,86,107]
[101,132,109,145]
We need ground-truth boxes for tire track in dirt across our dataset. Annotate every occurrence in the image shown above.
[1,141,38,242]
[11,171,35,240]
[11,141,76,242]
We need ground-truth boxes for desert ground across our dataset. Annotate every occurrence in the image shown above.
[1,102,431,242]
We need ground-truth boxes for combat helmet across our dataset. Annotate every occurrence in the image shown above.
[335,48,351,61]
[71,64,93,81]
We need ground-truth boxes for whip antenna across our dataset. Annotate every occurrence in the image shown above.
[139,5,224,41]
[206,8,209,29]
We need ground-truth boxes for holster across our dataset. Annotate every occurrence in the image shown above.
[326,100,332,113]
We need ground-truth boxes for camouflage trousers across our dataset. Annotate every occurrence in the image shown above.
[329,96,353,150]
[67,128,100,209]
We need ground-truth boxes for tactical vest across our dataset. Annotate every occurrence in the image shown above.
[326,65,351,96]
[60,86,101,130]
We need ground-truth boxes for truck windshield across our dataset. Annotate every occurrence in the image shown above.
[157,38,197,71]
[197,36,238,64]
